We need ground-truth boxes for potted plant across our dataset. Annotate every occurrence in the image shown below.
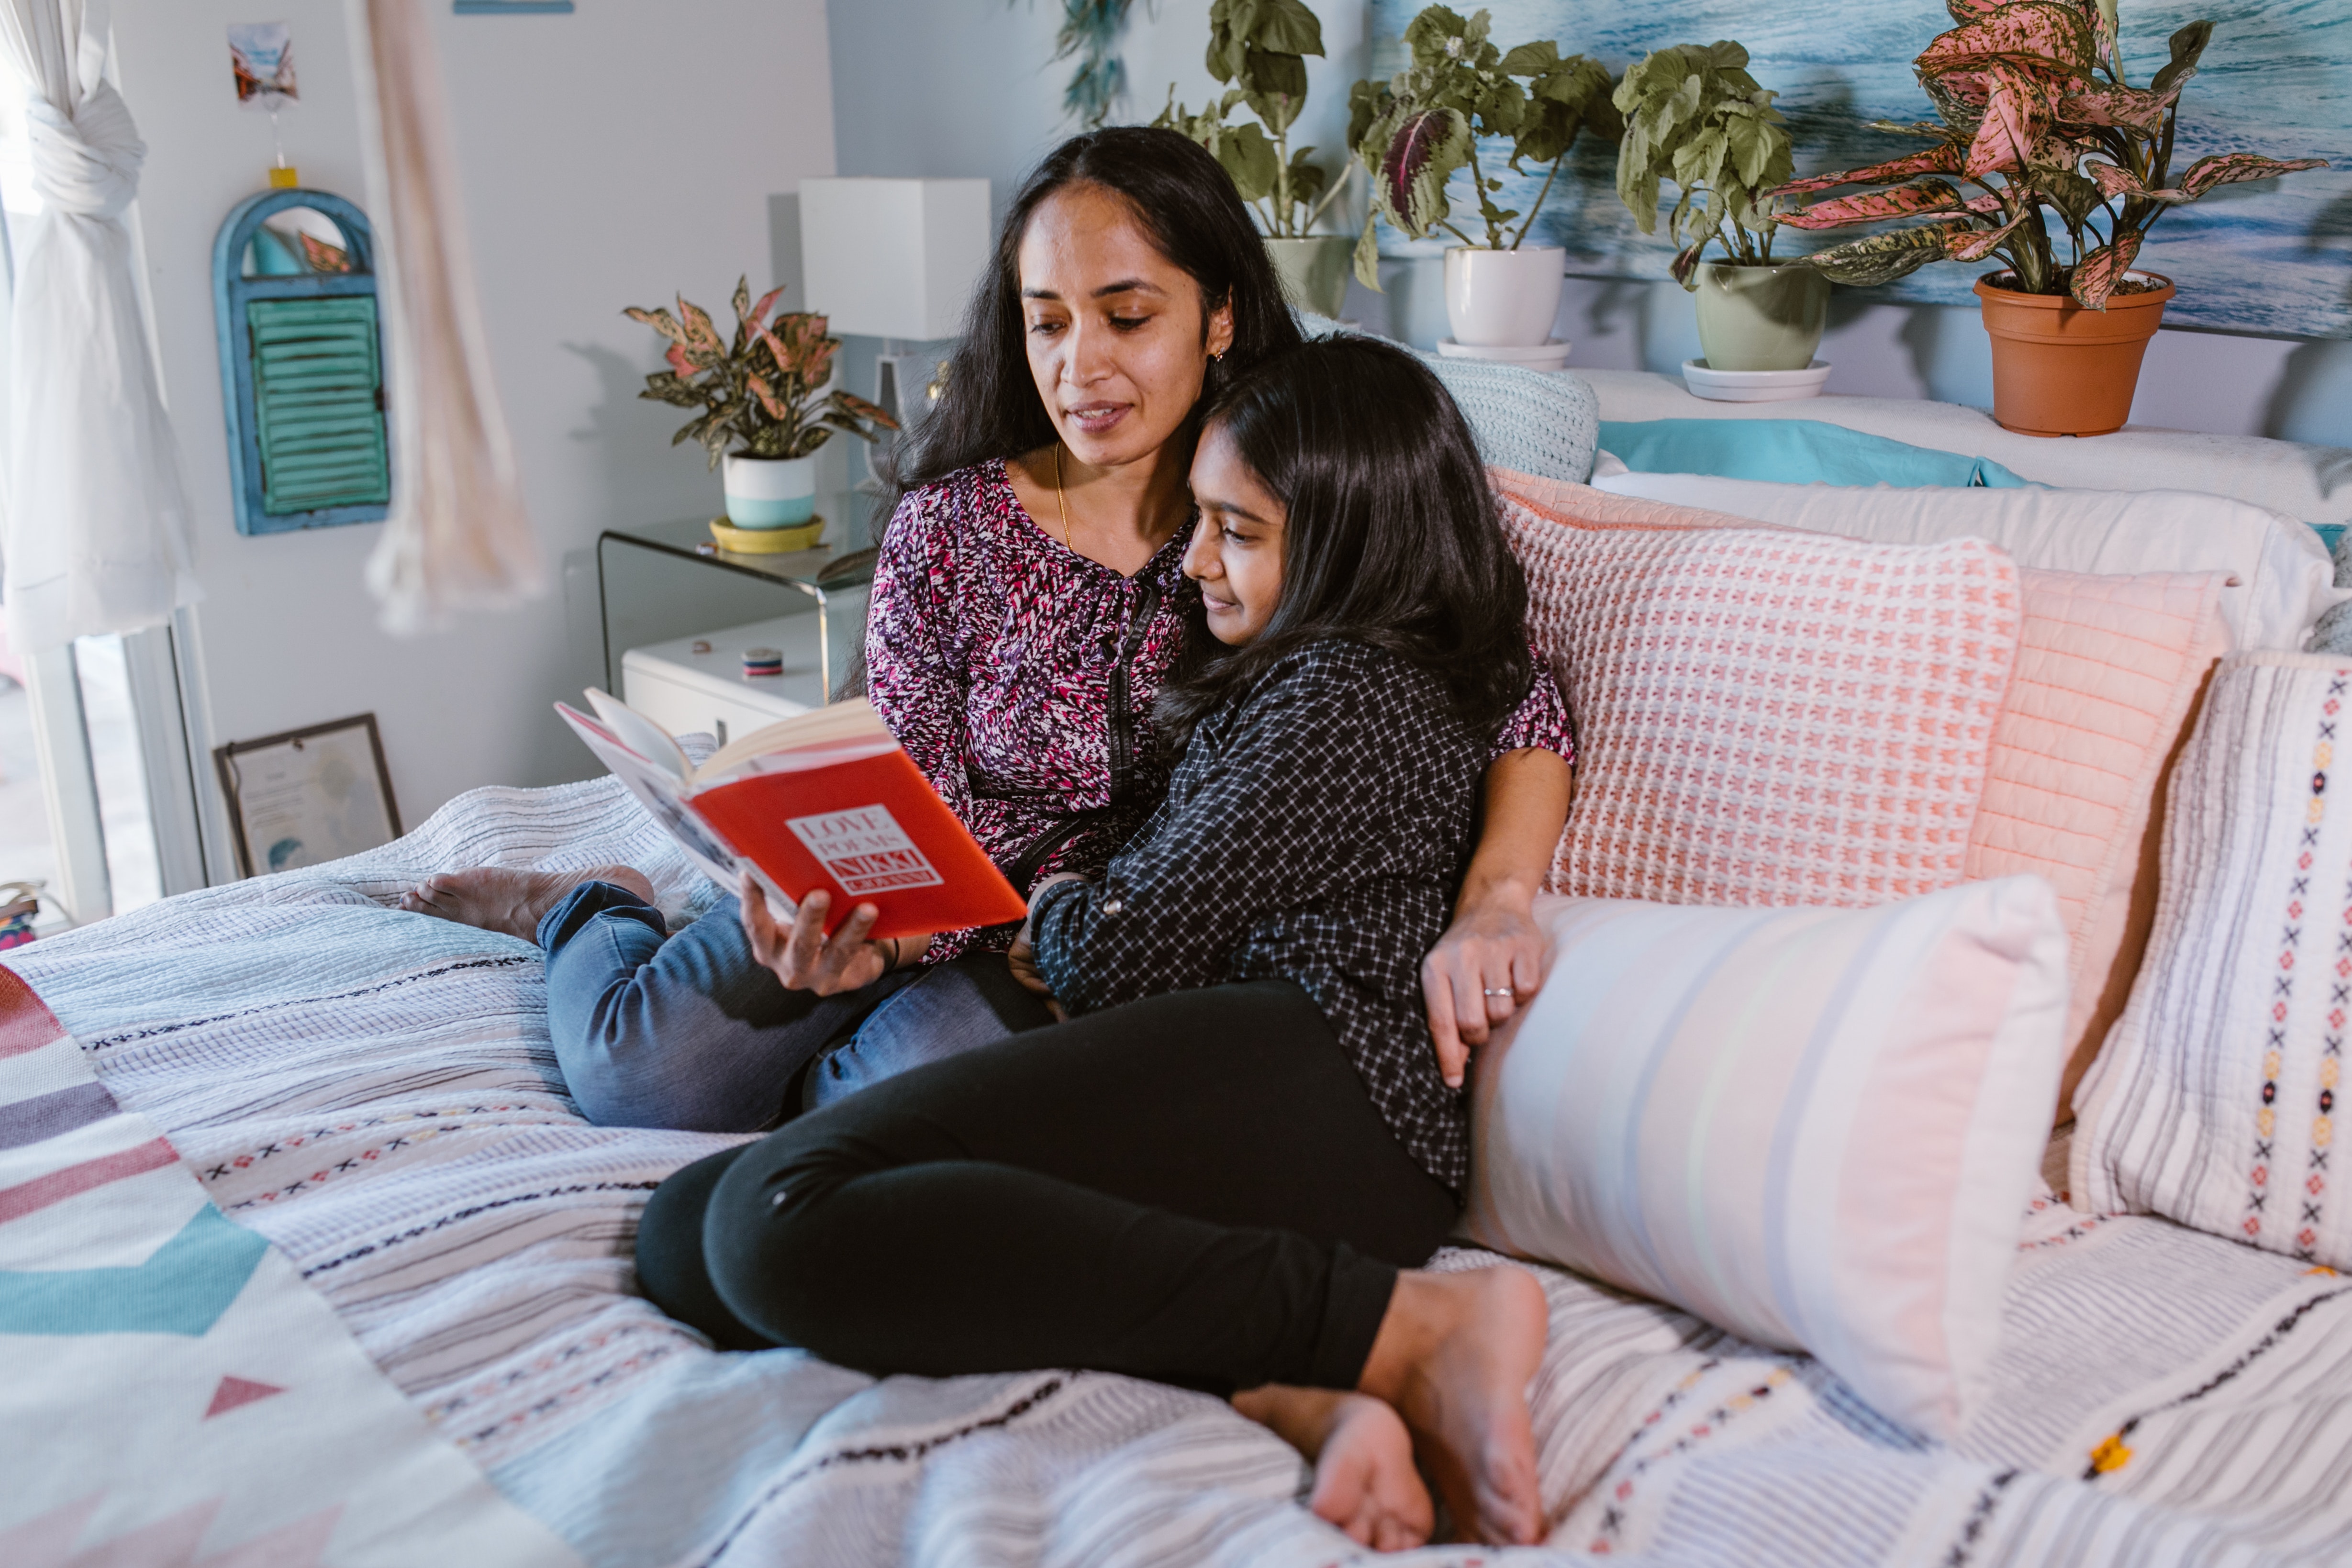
[1772,2,2327,436]
[1155,0,1357,317]
[625,277,897,546]
[1347,5,1617,348]
[1613,42,1822,378]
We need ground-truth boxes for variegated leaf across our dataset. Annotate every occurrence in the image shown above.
[745,373,789,422]
[1376,105,1472,239]
[1917,2,2097,79]
[1795,220,1971,286]
[1778,177,1966,231]
[624,305,689,345]
[2178,152,2331,200]
[2083,159,2186,202]
[746,286,786,331]
[1963,66,2053,178]
[1772,143,1962,197]
[830,389,900,431]
[2069,230,2141,307]
[665,342,697,378]
[1946,204,2034,261]
[678,298,726,355]
[2056,82,2178,132]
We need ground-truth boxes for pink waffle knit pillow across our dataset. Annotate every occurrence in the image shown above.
[1497,482,2023,907]
[1962,568,2230,1125]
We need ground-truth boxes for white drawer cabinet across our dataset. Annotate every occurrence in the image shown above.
[620,598,865,747]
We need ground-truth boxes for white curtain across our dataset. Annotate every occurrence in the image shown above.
[0,0,198,656]
[348,0,540,634]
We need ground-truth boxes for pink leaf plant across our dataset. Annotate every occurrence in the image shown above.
[624,276,898,468]
[1771,2,2327,308]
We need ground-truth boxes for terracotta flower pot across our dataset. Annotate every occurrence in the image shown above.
[1974,271,2174,437]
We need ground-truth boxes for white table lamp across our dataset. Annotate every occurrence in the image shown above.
[799,177,991,441]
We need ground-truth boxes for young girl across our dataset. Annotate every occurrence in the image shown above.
[635,338,1558,1548]
[403,127,1571,1138]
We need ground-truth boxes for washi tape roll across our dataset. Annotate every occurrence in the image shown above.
[742,647,784,678]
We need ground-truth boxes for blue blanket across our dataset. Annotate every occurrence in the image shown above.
[1600,418,2031,488]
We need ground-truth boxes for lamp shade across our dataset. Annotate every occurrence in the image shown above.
[799,178,992,341]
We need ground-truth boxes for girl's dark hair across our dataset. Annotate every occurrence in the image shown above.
[883,125,1304,512]
[1154,337,1535,753]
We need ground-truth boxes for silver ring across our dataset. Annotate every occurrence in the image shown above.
[1483,988,1515,999]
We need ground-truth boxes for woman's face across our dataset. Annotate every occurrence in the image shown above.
[1183,423,1286,645]
[1017,182,1236,472]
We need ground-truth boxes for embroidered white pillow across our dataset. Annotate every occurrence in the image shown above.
[1465,877,2070,1440]
[2074,653,2352,1266]
[1495,487,2023,908]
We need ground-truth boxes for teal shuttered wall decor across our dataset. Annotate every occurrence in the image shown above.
[213,190,391,534]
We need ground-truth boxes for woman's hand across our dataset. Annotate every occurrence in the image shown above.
[1422,883,1546,1090]
[738,873,894,995]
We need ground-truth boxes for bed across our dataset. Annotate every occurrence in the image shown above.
[7,773,2352,1567]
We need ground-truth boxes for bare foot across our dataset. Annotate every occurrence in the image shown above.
[1356,1265,1548,1546]
[1232,1386,1433,1551]
[399,864,657,941]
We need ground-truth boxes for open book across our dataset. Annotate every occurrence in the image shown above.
[558,691,1026,938]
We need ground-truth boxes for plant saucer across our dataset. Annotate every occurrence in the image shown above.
[711,517,825,554]
[1682,359,1832,403]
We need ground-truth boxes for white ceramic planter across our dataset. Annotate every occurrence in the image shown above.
[1443,245,1566,348]
[723,453,816,529]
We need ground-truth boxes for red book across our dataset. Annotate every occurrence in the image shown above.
[558,691,1025,939]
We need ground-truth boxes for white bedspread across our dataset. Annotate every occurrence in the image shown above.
[10,777,2352,1566]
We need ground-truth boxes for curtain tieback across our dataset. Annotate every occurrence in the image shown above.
[27,81,145,220]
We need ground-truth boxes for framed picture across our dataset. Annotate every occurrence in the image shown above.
[213,713,402,878]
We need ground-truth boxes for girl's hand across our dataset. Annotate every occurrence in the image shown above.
[738,873,890,995]
[1007,872,1088,1017]
[1420,882,1545,1091]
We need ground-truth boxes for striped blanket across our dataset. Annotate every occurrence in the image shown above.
[7,776,2352,1566]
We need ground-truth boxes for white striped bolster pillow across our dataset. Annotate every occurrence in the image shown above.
[1465,877,2070,1440]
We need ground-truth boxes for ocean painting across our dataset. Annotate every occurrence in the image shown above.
[1367,0,2352,337]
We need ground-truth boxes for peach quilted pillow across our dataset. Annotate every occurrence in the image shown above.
[1499,489,2022,907]
[1962,567,2230,1125]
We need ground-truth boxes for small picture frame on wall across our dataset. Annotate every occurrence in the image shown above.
[213,713,402,879]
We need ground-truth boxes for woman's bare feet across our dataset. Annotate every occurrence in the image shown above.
[1231,1386,1433,1551]
[1355,1265,1549,1546]
[399,864,657,941]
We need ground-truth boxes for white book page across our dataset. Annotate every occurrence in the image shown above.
[557,704,792,918]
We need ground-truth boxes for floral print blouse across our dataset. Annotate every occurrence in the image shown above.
[865,458,1574,959]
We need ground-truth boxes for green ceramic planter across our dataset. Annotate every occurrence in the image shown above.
[1265,236,1354,319]
[1692,261,1831,373]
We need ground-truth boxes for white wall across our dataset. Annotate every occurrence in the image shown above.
[114,0,836,842]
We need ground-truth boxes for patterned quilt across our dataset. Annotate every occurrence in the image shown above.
[6,775,2352,1567]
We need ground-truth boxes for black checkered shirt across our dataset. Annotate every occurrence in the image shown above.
[1030,638,1491,1192]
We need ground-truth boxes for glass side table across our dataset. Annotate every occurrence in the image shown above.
[596,491,884,705]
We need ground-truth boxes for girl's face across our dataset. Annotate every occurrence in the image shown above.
[1017,183,1235,472]
[1183,423,1286,645]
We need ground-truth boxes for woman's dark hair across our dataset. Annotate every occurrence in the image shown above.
[1153,336,1535,753]
[882,125,1304,514]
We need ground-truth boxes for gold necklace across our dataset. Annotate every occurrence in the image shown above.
[1052,442,1076,552]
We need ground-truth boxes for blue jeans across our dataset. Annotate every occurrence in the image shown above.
[539,881,1054,1132]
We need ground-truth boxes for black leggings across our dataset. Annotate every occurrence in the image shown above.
[635,980,1460,1393]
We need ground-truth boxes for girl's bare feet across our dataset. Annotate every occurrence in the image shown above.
[399,865,657,941]
[1231,1386,1433,1551]
[1355,1265,1549,1546]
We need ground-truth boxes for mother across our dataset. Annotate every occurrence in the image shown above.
[408,125,1570,1138]
[757,125,1572,1090]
